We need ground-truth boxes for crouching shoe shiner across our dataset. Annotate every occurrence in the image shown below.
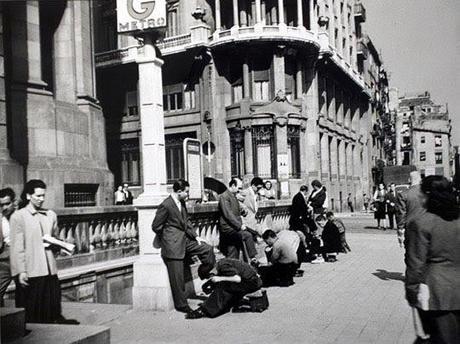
[186,258,263,319]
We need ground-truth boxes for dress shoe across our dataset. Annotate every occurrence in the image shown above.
[176,306,193,314]
[185,308,207,320]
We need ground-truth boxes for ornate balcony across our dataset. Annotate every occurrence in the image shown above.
[210,25,320,53]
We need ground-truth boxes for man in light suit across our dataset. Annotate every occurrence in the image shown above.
[151,179,215,314]
[218,179,257,262]
[0,188,16,305]
[240,177,264,235]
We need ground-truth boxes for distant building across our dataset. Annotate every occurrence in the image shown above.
[93,0,390,211]
[394,91,453,178]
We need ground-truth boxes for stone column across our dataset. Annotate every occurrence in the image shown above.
[232,0,239,27]
[244,127,254,180]
[305,66,320,179]
[273,47,286,93]
[278,0,285,25]
[255,0,262,24]
[215,0,221,30]
[310,0,317,32]
[330,136,338,180]
[320,132,329,180]
[276,122,289,198]
[132,35,171,311]
[297,0,303,27]
[346,142,353,181]
[338,139,346,180]
[243,58,250,98]
[296,60,303,100]
[240,1,247,26]
[54,1,77,103]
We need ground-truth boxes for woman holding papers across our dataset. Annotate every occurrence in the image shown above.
[10,179,78,324]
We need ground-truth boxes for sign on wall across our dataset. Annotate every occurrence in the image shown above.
[117,0,166,33]
[183,138,204,201]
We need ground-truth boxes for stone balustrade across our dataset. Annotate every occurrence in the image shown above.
[54,200,292,264]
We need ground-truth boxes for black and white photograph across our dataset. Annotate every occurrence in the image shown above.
[0,0,459,343]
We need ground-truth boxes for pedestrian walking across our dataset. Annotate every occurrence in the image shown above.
[10,180,78,324]
[347,193,354,212]
[0,188,16,305]
[385,183,398,230]
[404,176,460,344]
[151,179,215,315]
[373,183,387,230]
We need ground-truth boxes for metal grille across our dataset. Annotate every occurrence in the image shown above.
[252,125,276,179]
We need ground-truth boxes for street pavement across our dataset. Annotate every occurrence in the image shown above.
[63,214,416,344]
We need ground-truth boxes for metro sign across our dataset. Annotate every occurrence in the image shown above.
[117,0,166,33]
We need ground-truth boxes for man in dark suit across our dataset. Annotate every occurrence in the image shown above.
[218,179,257,262]
[385,183,398,230]
[151,179,215,314]
[289,185,309,234]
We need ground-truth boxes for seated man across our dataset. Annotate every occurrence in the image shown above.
[186,258,262,319]
[260,229,300,287]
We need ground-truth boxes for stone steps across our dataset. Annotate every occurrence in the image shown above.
[0,307,26,342]
[1,307,110,344]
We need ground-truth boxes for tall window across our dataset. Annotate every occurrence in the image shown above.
[253,126,276,178]
[230,127,245,178]
[419,151,426,162]
[318,75,327,115]
[124,91,138,116]
[163,83,197,112]
[166,1,179,37]
[121,139,141,186]
[402,151,410,165]
[165,132,197,183]
[230,61,243,103]
[252,58,271,101]
[285,57,297,100]
[435,152,443,165]
[434,135,442,147]
[420,136,425,144]
[287,126,301,178]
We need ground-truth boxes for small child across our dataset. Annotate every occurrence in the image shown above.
[325,211,351,255]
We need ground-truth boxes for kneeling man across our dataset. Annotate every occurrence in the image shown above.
[186,258,262,319]
[261,229,300,287]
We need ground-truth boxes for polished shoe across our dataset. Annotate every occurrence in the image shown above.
[176,306,194,314]
[311,256,325,264]
[54,315,80,325]
[185,308,207,319]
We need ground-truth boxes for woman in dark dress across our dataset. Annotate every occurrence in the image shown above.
[405,176,460,343]
[373,183,386,230]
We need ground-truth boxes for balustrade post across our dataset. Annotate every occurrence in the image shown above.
[278,0,285,25]
[255,0,262,24]
[232,0,239,27]
[297,0,303,27]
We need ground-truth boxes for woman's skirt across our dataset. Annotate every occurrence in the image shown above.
[15,274,62,323]
[374,202,386,219]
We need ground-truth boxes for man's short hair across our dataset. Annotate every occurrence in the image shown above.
[300,185,308,192]
[326,211,334,218]
[0,187,15,200]
[250,177,264,187]
[24,179,46,195]
[172,179,190,192]
[262,229,277,240]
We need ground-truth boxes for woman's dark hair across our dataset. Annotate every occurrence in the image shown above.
[421,175,459,221]
[19,179,47,209]
[311,180,322,188]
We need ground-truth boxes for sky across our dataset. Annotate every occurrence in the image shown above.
[362,0,460,145]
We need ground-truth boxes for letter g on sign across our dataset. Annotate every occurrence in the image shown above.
[127,0,155,20]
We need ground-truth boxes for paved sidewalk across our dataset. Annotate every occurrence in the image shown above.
[63,231,416,344]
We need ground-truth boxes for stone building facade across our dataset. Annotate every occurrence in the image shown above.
[0,1,113,208]
[94,0,389,211]
[394,91,453,178]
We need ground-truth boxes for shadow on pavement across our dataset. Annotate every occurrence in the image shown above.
[372,269,405,282]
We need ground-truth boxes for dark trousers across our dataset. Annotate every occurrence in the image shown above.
[163,238,215,311]
[348,202,354,212]
[220,230,257,260]
[387,211,396,229]
[201,277,262,318]
[419,310,460,344]
[259,263,297,287]
[0,258,12,306]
